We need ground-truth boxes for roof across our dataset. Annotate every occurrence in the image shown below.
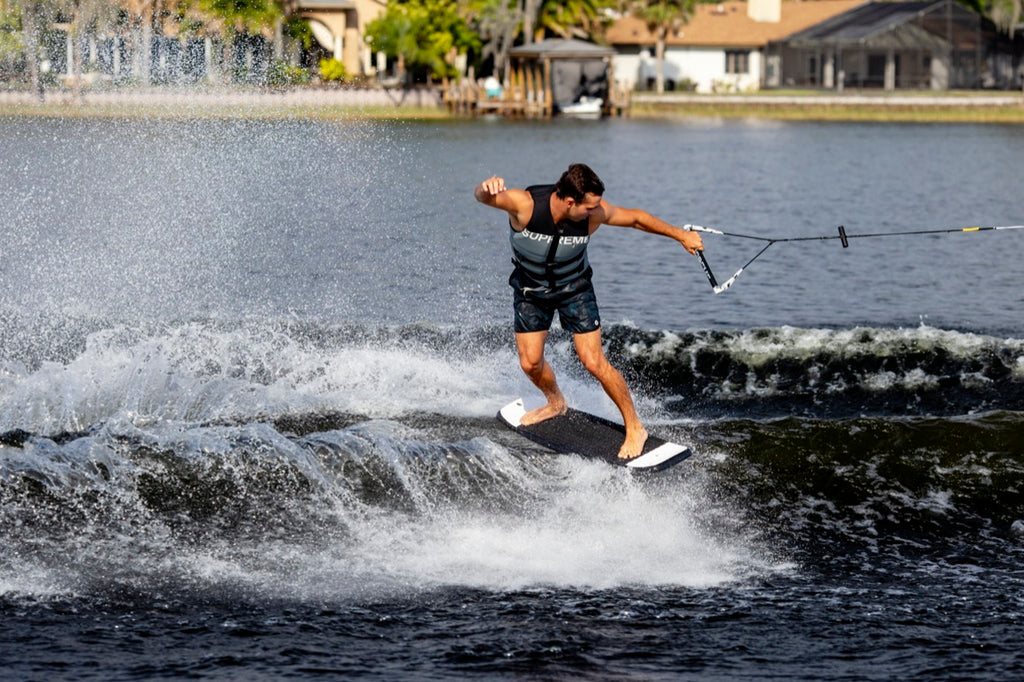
[294,0,356,9]
[294,0,384,12]
[508,38,616,60]
[605,0,866,48]
[783,0,983,47]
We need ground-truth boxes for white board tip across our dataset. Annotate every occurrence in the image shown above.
[498,398,526,428]
[625,442,691,470]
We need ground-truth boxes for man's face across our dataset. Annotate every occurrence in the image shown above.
[567,193,602,221]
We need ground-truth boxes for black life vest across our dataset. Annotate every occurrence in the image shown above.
[509,185,591,289]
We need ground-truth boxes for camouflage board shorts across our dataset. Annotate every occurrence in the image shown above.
[509,270,600,334]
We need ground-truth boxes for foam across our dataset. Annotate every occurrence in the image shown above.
[0,414,777,601]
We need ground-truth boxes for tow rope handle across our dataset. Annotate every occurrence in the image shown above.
[695,250,718,289]
[691,225,849,294]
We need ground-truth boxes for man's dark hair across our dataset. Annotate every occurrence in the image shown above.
[554,163,605,202]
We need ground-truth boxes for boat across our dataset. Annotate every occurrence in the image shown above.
[558,96,603,117]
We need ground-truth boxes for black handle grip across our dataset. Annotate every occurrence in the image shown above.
[695,251,718,289]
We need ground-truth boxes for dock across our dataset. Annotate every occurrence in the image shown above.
[444,75,629,119]
[443,38,630,119]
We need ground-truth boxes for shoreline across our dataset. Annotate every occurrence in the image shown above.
[0,86,452,121]
[629,91,1024,123]
[2,86,1023,123]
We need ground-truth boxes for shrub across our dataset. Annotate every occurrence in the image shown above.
[319,58,348,83]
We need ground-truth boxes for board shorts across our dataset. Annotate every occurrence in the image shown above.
[509,270,601,334]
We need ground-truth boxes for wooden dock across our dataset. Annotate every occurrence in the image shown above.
[443,38,630,119]
[443,75,630,118]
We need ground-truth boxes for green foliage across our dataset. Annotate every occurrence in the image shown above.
[318,57,347,82]
[535,0,615,41]
[285,15,314,50]
[267,59,311,86]
[199,0,281,35]
[0,5,24,55]
[630,0,698,32]
[365,0,481,81]
[0,10,24,81]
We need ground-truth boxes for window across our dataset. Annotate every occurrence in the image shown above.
[725,50,749,74]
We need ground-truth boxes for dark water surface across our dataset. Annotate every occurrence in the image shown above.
[1,115,1022,680]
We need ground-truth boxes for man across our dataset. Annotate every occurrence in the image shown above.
[474,163,703,459]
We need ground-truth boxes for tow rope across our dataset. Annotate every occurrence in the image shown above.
[687,223,1024,294]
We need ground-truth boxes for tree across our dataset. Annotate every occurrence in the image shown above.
[520,0,612,44]
[192,0,281,81]
[630,0,696,94]
[534,0,611,41]
[196,0,278,37]
[986,0,1021,34]
[0,0,26,82]
[520,0,538,43]
[365,0,480,84]
[468,0,610,81]
[470,0,519,80]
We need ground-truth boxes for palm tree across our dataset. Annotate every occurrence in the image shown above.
[987,0,1021,34]
[534,0,610,41]
[630,0,695,94]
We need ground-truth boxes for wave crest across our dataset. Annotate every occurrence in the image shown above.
[605,325,1024,418]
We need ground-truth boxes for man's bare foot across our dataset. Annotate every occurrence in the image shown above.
[617,427,649,460]
[520,401,568,426]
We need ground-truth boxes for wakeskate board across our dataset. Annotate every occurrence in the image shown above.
[497,398,692,472]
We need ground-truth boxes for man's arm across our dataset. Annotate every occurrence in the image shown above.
[599,202,704,255]
[474,176,533,231]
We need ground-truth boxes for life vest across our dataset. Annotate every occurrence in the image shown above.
[509,185,591,289]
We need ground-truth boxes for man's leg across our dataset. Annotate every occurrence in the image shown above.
[515,330,568,425]
[572,329,649,459]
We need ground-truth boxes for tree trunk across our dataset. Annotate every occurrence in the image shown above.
[140,3,152,86]
[655,28,666,94]
[22,2,41,99]
[71,14,84,102]
[222,31,236,83]
[522,0,540,44]
[273,18,283,61]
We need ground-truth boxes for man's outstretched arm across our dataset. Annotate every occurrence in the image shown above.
[599,202,704,255]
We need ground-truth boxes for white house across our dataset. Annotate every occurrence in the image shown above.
[605,0,864,93]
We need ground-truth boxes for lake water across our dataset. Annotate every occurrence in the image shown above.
[1,114,1022,680]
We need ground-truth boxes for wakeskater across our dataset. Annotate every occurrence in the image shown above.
[475,163,703,461]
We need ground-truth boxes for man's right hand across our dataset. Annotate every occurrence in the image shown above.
[476,176,507,200]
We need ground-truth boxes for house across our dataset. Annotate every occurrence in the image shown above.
[37,0,384,85]
[292,0,385,77]
[605,0,867,93]
[771,0,1024,90]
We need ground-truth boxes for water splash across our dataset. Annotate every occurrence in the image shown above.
[0,416,773,602]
